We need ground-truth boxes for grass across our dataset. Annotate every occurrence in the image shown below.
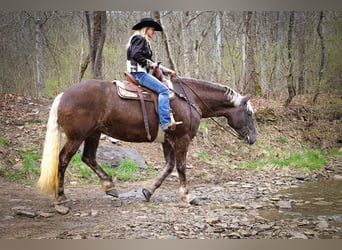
[70,151,92,179]
[245,148,328,170]
[271,150,326,170]
[21,147,41,176]
[0,138,9,146]
[69,152,145,182]
[0,146,41,182]
[198,150,210,163]
[112,159,142,181]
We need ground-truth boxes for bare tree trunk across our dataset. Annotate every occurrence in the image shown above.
[240,22,247,93]
[297,11,306,95]
[215,11,222,81]
[35,12,45,98]
[79,54,90,82]
[313,11,325,104]
[86,11,107,79]
[181,11,192,77]
[154,11,178,72]
[259,11,268,96]
[93,11,107,79]
[274,11,285,96]
[243,11,258,95]
[285,11,296,107]
[78,16,89,82]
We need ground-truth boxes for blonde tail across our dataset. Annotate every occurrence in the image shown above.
[37,92,65,198]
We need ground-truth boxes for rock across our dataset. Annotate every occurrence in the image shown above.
[249,202,263,209]
[332,175,342,181]
[290,231,308,239]
[193,222,206,230]
[205,217,221,225]
[230,203,247,209]
[11,206,30,211]
[38,212,54,218]
[96,144,147,169]
[304,230,317,237]
[316,220,329,230]
[80,211,90,217]
[294,174,306,181]
[91,209,99,216]
[11,206,37,218]
[225,181,239,186]
[2,215,14,221]
[241,184,254,189]
[313,201,333,206]
[254,223,273,232]
[277,200,292,209]
[228,232,241,238]
[119,188,145,199]
[13,210,37,218]
[55,205,70,215]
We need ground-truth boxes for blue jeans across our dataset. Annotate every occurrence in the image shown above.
[131,72,171,126]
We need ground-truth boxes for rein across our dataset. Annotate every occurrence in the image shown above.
[173,76,241,139]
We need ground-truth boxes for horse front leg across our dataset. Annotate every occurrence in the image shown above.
[174,138,200,205]
[142,140,175,202]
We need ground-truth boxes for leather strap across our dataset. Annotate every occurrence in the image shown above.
[137,86,152,141]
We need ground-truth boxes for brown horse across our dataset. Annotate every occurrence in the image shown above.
[37,75,256,206]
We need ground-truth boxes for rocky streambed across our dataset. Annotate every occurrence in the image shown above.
[1,154,341,239]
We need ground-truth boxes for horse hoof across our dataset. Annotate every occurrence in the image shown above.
[106,187,119,198]
[189,198,201,206]
[142,188,152,202]
[55,195,70,205]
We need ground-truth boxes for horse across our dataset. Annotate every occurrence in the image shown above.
[37,73,257,206]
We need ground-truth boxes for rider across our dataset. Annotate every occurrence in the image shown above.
[126,17,182,132]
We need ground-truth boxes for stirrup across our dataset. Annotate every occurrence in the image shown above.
[163,112,183,131]
[161,121,183,132]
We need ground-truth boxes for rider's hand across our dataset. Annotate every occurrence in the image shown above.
[151,62,159,69]
[168,70,176,77]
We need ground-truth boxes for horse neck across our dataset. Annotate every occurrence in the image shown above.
[178,78,241,118]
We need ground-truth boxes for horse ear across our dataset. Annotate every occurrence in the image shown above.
[241,94,251,104]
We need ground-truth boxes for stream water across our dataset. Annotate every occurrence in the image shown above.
[260,178,342,238]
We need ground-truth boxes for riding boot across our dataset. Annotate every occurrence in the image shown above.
[162,112,183,131]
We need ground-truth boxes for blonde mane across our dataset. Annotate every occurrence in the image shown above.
[224,86,254,113]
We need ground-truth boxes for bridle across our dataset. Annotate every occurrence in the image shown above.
[172,75,243,139]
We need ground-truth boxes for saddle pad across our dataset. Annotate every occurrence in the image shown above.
[113,80,174,100]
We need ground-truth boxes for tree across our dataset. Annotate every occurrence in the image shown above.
[258,11,268,96]
[274,11,286,96]
[34,12,45,98]
[214,11,223,79]
[181,11,192,77]
[285,11,296,107]
[153,11,178,72]
[241,11,259,95]
[85,11,107,79]
[1,11,341,99]
[297,11,306,95]
[313,11,326,104]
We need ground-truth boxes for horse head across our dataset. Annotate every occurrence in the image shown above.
[226,94,256,145]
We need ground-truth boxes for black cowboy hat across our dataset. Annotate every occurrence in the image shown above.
[132,17,163,31]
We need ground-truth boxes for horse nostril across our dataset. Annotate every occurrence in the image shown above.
[244,136,250,144]
[249,136,256,145]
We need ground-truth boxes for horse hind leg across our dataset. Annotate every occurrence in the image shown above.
[57,139,83,204]
[82,132,118,197]
[142,141,175,202]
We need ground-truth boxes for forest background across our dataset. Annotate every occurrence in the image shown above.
[0,10,341,105]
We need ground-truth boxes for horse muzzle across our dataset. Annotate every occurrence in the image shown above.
[244,134,256,145]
